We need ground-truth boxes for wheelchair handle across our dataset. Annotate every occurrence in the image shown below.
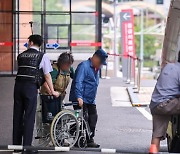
[63,103,74,106]
[63,102,79,106]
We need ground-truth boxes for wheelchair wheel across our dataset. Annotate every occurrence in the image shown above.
[167,134,173,152]
[50,110,79,148]
[78,136,87,148]
[32,123,51,147]
[32,96,51,147]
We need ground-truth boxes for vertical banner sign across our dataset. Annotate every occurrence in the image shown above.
[120,9,136,81]
[121,9,136,58]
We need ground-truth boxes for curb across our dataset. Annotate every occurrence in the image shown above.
[0,145,147,153]
[127,87,148,107]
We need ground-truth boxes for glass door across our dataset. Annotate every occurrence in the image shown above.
[45,24,70,50]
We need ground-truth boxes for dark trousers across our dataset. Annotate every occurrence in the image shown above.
[74,103,98,139]
[13,81,37,146]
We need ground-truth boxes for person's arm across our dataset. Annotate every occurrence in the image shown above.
[43,82,52,95]
[43,67,59,95]
[40,54,59,97]
[44,73,59,97]
[74,63,86,107]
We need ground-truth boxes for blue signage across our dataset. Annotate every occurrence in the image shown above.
[46,43,60,49]
[24,42,28,48]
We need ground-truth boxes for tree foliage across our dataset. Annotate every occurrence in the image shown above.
[134,18,162,59]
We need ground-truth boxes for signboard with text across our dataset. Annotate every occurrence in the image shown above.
[120,9,136,58]
[120,9,136,81]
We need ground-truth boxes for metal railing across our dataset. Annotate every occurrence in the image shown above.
[106,53,142,93]
[126,55,142,93]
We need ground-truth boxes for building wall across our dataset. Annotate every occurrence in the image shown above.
[19,0,32,52]
[144,0,170,15]
[0,0,99,74]
[0,0,13,72]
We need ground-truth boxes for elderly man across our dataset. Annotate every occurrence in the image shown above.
[69,49,108,148]
[149,51,180,153]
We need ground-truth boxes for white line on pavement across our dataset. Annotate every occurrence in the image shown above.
[110,87,132,107]
[0,150,13,151]
[160,144,168,147]
[8,145,23,150]
[101,149,116,153]
[136,107,152,121]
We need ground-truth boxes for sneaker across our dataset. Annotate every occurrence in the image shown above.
[87,139,100,148]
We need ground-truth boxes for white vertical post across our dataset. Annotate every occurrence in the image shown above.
[113,0,119,77]
[140,9,144,69]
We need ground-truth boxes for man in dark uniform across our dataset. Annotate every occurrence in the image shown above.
[13,35,59,154]
[69,49,108,148]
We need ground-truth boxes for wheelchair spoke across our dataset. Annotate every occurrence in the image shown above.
[32,123,51,147]
[51,111,80,147]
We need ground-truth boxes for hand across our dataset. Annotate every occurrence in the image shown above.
[77,98,83,107]
[52,91,60,98]
[47,90,52,95]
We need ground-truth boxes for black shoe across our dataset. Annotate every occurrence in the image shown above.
[87,139,100,148]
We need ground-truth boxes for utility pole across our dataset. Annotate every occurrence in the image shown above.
[96,0,102,50]
[140,9,144,67]
[113,0,119,77]
[96,0,102,78]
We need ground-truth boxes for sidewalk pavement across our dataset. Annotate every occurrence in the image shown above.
[0,77,162,153]
[136,87,154,105]
[0,77,14,145]
[127,79,156,107]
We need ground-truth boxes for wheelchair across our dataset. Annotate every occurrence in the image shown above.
[32,94,91,148]
[167,115,180,153]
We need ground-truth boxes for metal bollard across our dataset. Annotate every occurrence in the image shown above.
[137,59,142,92]
[126,56,131,84]
[133,58,136,87]
[129,57,132,83]
[105,62,108,78]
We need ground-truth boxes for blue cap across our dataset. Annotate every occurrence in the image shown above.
[94,49,108,65]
